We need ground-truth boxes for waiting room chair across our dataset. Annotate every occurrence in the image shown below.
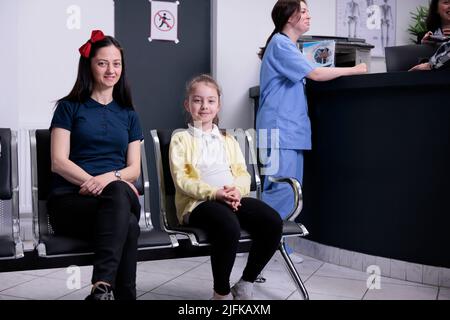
[151,128,310,300]
[385,44,438,72]
[0,128,24,260]
[29,129,178,260]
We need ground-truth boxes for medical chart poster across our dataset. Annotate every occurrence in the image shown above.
[336,0,397,57]
[149,0,180,43]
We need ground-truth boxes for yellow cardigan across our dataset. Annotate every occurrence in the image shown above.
[169,130,251,225]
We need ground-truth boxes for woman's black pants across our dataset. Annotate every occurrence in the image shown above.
[47,181,141,300]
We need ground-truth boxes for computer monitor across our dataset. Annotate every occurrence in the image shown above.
[385,44,437,72]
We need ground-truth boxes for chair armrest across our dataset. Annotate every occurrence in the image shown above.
[268,176,303,221]
[140,141,151,228]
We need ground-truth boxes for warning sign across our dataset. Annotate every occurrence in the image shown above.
[149,1,179,43]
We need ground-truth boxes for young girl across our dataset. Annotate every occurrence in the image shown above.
[169,74,283,300]
[48,30,143,300]
[256,0,367,263]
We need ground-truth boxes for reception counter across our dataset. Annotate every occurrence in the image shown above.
[250,70,450,268]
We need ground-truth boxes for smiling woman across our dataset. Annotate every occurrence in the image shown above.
[90,46,123,92]
[46,30,144,301]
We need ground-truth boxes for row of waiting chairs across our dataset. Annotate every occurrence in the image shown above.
[0,128,310,299]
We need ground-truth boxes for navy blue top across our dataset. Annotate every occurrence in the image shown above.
[50,98,143,195]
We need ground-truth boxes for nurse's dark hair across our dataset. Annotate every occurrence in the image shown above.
[426,0,443,34]
[56,35,134,109]
[184,74,221,127]
[258,0,306,60]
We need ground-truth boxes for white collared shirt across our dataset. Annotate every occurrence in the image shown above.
[188,124,234,188]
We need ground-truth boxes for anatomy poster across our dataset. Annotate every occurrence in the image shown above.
[336,0,396,57]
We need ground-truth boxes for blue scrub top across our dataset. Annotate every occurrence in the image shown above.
[256,33,315,150]
[49,98,143,195]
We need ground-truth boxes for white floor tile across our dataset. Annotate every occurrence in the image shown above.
[0,272,38,291]
[18,268,63,277]
[363,282,438,300]
[136,270,178,292]
[294,259,324,278]
[57,284,91,300]
[252,285,295,300]
[438,287,450,300]
[151,275,214,300]
[138,259,202,276]
[0,277,81,300]
[138,292,185,300]
[252,269,296,291]
[305,292,357,300]
[305,276,367,299]
[380,276,435,288]
[45,266,93,285]
[0,294,28,300]
[314,263,369,281]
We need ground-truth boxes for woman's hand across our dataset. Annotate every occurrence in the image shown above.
[79,172,116,196]
[421,31,433,44]
[353,63,367,74]
[408,62,432,72]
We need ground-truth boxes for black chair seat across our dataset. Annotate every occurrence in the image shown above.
[137,229,175,249]
[283,221,306,236]
[0,236,15,258]
[172,226,252,244]
[41,235,93,256]
[41,229,175,256]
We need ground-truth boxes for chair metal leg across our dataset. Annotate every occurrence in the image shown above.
[279,239,309,300]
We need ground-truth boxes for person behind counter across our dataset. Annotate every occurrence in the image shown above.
[421,0,450,44]
[409,39,450,71]
[256,0,367,263]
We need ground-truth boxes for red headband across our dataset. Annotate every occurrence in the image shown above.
[78,30,106,58]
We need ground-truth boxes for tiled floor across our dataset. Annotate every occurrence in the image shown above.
[0,251,448,300]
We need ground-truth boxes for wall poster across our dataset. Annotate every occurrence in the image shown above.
[336,0,397,57]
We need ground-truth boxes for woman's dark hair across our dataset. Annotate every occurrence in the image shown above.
[57,35,134,109]
[258,0,305,60]
[426,0,443,33]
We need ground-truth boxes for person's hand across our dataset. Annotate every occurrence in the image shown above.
[421,31,433,44]
[442,28,450,37]
[216,187,241,211]
[408,62,432,72]
[353,63,367,74]
[223,186,242,211]
[79,172,115,196]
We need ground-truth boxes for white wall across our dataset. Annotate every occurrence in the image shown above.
[0,1,19,129]
[16,0,114,129]
[213,0,429,129]
[0,0,114,214]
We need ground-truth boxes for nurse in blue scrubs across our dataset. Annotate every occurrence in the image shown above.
[257,0,367,262]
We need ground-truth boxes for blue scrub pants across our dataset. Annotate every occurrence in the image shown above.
[261,149,304,255]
